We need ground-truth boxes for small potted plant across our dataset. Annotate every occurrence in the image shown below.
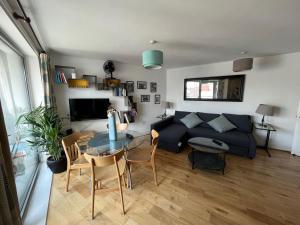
[17,106,67,173]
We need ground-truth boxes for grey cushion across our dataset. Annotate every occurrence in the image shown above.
[197,112,220,128]
[207,115,237,133]
[180,113,203,128]
[174,111,191,124]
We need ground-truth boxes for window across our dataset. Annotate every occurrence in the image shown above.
[0,37,39,212]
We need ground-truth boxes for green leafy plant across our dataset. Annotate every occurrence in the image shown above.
[17,106,63,160]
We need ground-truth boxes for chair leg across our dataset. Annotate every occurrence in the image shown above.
[122,174,127,188]
[118,176,125,214]
[66,169,71,192]
[151,161,158,186]
[91,180,95,220]
[79,168,81,176]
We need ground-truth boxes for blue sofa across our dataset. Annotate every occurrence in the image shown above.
[151,111,256,158]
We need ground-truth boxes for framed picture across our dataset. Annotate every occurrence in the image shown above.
[83,75,97,84]
[137,81,147,89]
[150,82,157,93]
[141,95,150,102]
[126,81,134,93]
[154,94,160,104]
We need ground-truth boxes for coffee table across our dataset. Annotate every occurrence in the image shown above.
[187,137,229,174]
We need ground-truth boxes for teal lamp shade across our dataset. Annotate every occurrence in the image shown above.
[142,50,163,69]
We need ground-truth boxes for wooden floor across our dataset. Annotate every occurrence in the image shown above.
[46,145,300,225]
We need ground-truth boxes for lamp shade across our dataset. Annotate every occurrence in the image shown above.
[142,50,163,69]
[162,101,172,109]
[255,104,274,116]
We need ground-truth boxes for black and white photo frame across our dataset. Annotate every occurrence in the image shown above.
[126,81,134,93]
[154,94,160,104]
[137,81,147,89]
[150,82,157,93]
[141,95,150,102]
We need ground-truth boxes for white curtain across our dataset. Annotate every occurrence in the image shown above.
[0,50,17,136]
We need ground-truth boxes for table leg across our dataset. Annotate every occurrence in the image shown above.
[264,130,272,157]
[124,147,133,189]
[126,162,133,189]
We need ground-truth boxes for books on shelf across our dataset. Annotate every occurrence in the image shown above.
[55,71,68,84]
[113,87,127,96]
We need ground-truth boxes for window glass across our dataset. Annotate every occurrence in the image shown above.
[0,38,39,211]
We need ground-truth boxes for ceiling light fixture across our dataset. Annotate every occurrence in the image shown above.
[142,40,163,70]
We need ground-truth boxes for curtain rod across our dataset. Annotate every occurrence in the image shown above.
[13,0,45,53]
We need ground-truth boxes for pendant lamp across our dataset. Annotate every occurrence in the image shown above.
[142,50,163,69]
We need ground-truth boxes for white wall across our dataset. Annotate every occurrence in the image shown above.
[166,52,300,151]
[50,53,166,133]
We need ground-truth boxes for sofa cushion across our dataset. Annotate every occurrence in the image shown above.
[159,123,188,143]
[174,111,191,124]
[187,127,250,148]
[180,113,203,128]
[197,112,220,128]
[207,115,237,133]
[223,113,252,133]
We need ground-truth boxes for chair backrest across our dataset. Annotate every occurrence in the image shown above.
[84,149,125,179]
[116,123,128,132]
[79,130,96,139]
[84,149,125,167]
[151,129,159,160]
[62,131,95,166]
[62,132,82,166]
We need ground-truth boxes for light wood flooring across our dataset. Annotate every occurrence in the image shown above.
[46,145,300,225]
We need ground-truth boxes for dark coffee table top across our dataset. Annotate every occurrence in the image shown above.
[188,137,229,154]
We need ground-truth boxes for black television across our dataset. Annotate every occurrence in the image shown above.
[69,98,110,121]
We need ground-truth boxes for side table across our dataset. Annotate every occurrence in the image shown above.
[254,123,276,157]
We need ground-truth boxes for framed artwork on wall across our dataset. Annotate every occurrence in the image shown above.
[154,94,160,104]
[150,82,157,93]
[141,95,150,102]
[137,81,147,89]
[126,81,134,93]
[83,74,97,84]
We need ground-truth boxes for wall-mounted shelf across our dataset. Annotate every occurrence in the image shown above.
[68,79,89,88]
[54,65,76,85]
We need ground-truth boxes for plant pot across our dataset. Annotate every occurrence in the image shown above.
[47,155,67,174]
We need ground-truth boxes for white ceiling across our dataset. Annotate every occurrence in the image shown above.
[23,0,300,68]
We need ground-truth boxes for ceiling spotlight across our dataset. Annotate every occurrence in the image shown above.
[149,40,157,44]
[241,51,248,55]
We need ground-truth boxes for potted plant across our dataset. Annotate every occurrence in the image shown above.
[17,106,67,173]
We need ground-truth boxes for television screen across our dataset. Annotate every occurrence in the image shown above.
[69,98,110,121]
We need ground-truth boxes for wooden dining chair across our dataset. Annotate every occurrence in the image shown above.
[126,129,159,186]
[62,131,95,192]
[84,150,127,219]
[116,123,128,132]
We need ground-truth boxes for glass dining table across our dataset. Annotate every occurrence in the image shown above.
[77,130,149,189]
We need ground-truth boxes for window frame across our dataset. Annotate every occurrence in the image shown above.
[0,31,41,215]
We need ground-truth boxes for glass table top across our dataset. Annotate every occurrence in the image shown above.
[77,130,148,156]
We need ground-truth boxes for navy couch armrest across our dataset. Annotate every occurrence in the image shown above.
[151,116,174,132]
[150,116,175,144]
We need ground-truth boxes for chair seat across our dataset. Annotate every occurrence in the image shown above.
[71,157,89,167]
[94,158,126,181]
[126,148,151,162]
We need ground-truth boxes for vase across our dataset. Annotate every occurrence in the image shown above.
[108,111,117,141]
